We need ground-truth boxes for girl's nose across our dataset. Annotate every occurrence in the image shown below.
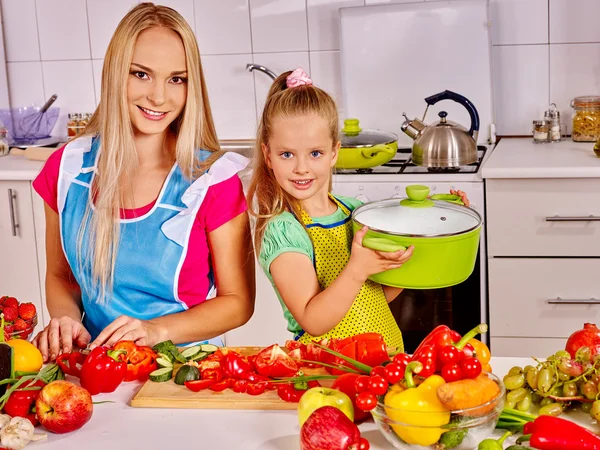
[147,82,166,105]
[294,156,309,173]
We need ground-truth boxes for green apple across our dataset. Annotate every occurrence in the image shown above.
[297,387,354,427]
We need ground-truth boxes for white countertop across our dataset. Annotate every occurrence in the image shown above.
[34,356,594,450]
[0,155,45,181]
[481,137,600,179]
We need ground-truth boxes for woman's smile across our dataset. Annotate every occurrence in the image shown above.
[137,105,169,121]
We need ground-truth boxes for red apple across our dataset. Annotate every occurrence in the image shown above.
[36,380,93,434]
[300,405,369,450]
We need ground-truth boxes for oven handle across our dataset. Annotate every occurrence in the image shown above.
[547,297,600,305]
[545,215,600,222]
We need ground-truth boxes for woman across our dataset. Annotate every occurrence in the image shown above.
[32,3,255,361]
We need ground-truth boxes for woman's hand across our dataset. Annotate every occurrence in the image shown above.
[450,189,470,207]
[346,226,414,281]
[89,315,167,349]
[32,317,91,362]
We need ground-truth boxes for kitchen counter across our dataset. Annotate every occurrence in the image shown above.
[0,155,44,180]
[481,137,600,179]
[34,356,592,450]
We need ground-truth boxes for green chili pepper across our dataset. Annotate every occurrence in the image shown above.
[477,431,512,450]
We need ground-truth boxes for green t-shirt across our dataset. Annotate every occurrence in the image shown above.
[258,195,363,336]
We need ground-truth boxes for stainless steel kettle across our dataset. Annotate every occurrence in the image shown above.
[401,90,480,167]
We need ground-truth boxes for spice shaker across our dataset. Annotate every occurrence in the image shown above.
[532,120,549,143]
[544,103,562,142]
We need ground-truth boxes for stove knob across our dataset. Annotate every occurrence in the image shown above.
[356,194,369,203]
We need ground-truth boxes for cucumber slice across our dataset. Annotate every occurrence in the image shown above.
[149,367,173,383]
[190,351,208,362]
[156,357,174,369]
[174,365,200,385]
[153,340,177,355]
[169,348,188,364]
[180,345,202,360]
[158,352,174,363]
[200,344,219,353]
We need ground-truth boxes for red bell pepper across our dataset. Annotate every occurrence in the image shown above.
[113,341,158,382]
[520,415,600,450]
[2,379,46,426]
[202,368,223,382]
[254,344,298,378]
[56,351,87,377]
[221,352,253,379]
[209,378,232,392]
[323,333,390,375]
[246,381,268,396]
[80,346,127,395]
[184,379,214,392]
[276,380,320,403]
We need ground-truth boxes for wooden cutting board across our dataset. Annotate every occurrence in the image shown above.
[129,347,332,410]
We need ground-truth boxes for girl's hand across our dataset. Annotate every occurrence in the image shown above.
[347,226,414,281]
[32,317,91,362]
[450,189,470,207]
[89,315,166,349]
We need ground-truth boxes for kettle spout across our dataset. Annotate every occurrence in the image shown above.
[401,113,426,140]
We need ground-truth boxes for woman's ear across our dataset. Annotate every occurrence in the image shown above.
[330,140,341,167]
[261,143,272,169]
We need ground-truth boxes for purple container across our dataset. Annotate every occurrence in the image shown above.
[0,107,60,144]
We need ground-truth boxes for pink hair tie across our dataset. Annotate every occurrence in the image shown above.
[286,68,313,88]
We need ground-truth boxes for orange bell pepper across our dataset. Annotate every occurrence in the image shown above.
[113,341,158,382]
[468,338,491,371]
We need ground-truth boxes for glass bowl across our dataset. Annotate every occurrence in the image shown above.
[370,372,505,450]
[0,107,60,143]
[6,314,38,341]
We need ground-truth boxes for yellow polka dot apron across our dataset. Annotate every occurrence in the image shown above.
[296,195,404,350]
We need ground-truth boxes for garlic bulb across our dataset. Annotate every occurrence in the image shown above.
[0,417,47,450]
[0,414,11,430]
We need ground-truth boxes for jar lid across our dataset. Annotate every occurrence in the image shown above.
[352,185,482,237]
[339,118,398,148]
[533,120,546,125]
[572,96,600,108]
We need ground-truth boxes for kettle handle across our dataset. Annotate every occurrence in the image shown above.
[424,90,480,138]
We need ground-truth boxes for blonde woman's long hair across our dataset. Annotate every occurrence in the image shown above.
[247,70,339,254]
[78,2,222,304]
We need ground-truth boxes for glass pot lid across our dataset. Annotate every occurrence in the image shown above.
[340,118,398,148]
[352,185,482,237]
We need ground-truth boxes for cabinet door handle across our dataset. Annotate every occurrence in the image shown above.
[7,188,19,237]
[545,215,600,222]
[547,297,600,305]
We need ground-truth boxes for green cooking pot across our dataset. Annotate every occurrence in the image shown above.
[352,185,482,289]
[336,118,398,170]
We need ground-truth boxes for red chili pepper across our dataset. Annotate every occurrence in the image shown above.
[113,341,158,382]
[56,351,86,377]
[524,415,600,450]
[80,346,127,395]
[2,379,45,426]
[221,353,253,379]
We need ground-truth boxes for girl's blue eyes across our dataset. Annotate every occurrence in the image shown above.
[280,150,323,159]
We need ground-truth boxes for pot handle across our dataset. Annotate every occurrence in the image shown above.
[424,90,480,139]
[361,144,395,159]
[430,193,465,206]
[362,236,407,253]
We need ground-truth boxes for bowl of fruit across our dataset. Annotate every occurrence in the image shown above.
[1,296,38,341]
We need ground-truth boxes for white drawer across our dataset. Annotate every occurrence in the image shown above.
[491,337,566,358]
[489,258,600,338]
[486,178,600,257]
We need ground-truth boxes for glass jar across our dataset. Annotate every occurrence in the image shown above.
[571,96,600,142]
[0,127,9,156]
[532,120,549,143]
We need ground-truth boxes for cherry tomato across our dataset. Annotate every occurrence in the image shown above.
[392,353,411,366]
[356,391,378,411]
[358,437,370,450]
[370,366,386,378]
[367,375,388,396]
[441,363,464,383]
[438,345,465,365]
[461,357,482,379]
[354,375,371,393]
[384,363,404,385]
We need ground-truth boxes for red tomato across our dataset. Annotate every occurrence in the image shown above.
[438,345,465,365]
[246,381,268,396]
[367,375,388,396]
[383,363,404,385]
[355,391,377,412]
[209,378,232,392]
[358,437,370,450]
[331,373,370,422]
[370,366,386,378]
[392,353,411,366]
[461,357,482,379]
[184,379,214,392]
[441,363,464,383]
[232,379,248,393]
[254,344,299,378]
[285,340,303,351]
[354,375,370,394]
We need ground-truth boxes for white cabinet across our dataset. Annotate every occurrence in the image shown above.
[0,180,45,336]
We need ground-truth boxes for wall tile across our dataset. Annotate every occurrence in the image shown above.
[250,0,308,53]
[6,62,45,108]
[42,60,96,138]
[202,54,257,139]
[307,0,364,51]
[309,51,344,115]
[550,43,600,134]
[365,0,418,4]
[194,0,251,54]
[87,0,137,59]
[491,0,548,45]
[1,0,40,62]
[154,0,196,33]
[36,0,90,60]
[493,45,549,135]
[550,0,600,44]
[252,52,310,115]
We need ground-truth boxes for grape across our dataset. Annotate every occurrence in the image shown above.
[508,366,523,376]
[562,382,578,397]
[581,380,598,400]
[531,392,543,403]
[506,400,517,409]
[539,403,563,416]
[507,387,528,404]
[554,350,571,359]
[504,374,526,390]
[591,400,600,421]
[540,397,554,407]
[557,358,584,377]
[517,393,532,412]
[581,402,594,414]
[557,371,570,382]
[537,368,554,394]
[576,346,592,362]
[526,368,539,389]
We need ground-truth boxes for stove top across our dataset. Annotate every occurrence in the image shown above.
[336,146,487,175]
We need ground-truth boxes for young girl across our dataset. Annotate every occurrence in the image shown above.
[247,68,413,350]
[32,3,255,361]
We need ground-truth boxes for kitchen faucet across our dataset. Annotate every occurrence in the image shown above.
[245,63,277,81]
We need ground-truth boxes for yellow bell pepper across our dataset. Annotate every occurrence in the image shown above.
[384,362,451,446]
[469,338,492,372]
